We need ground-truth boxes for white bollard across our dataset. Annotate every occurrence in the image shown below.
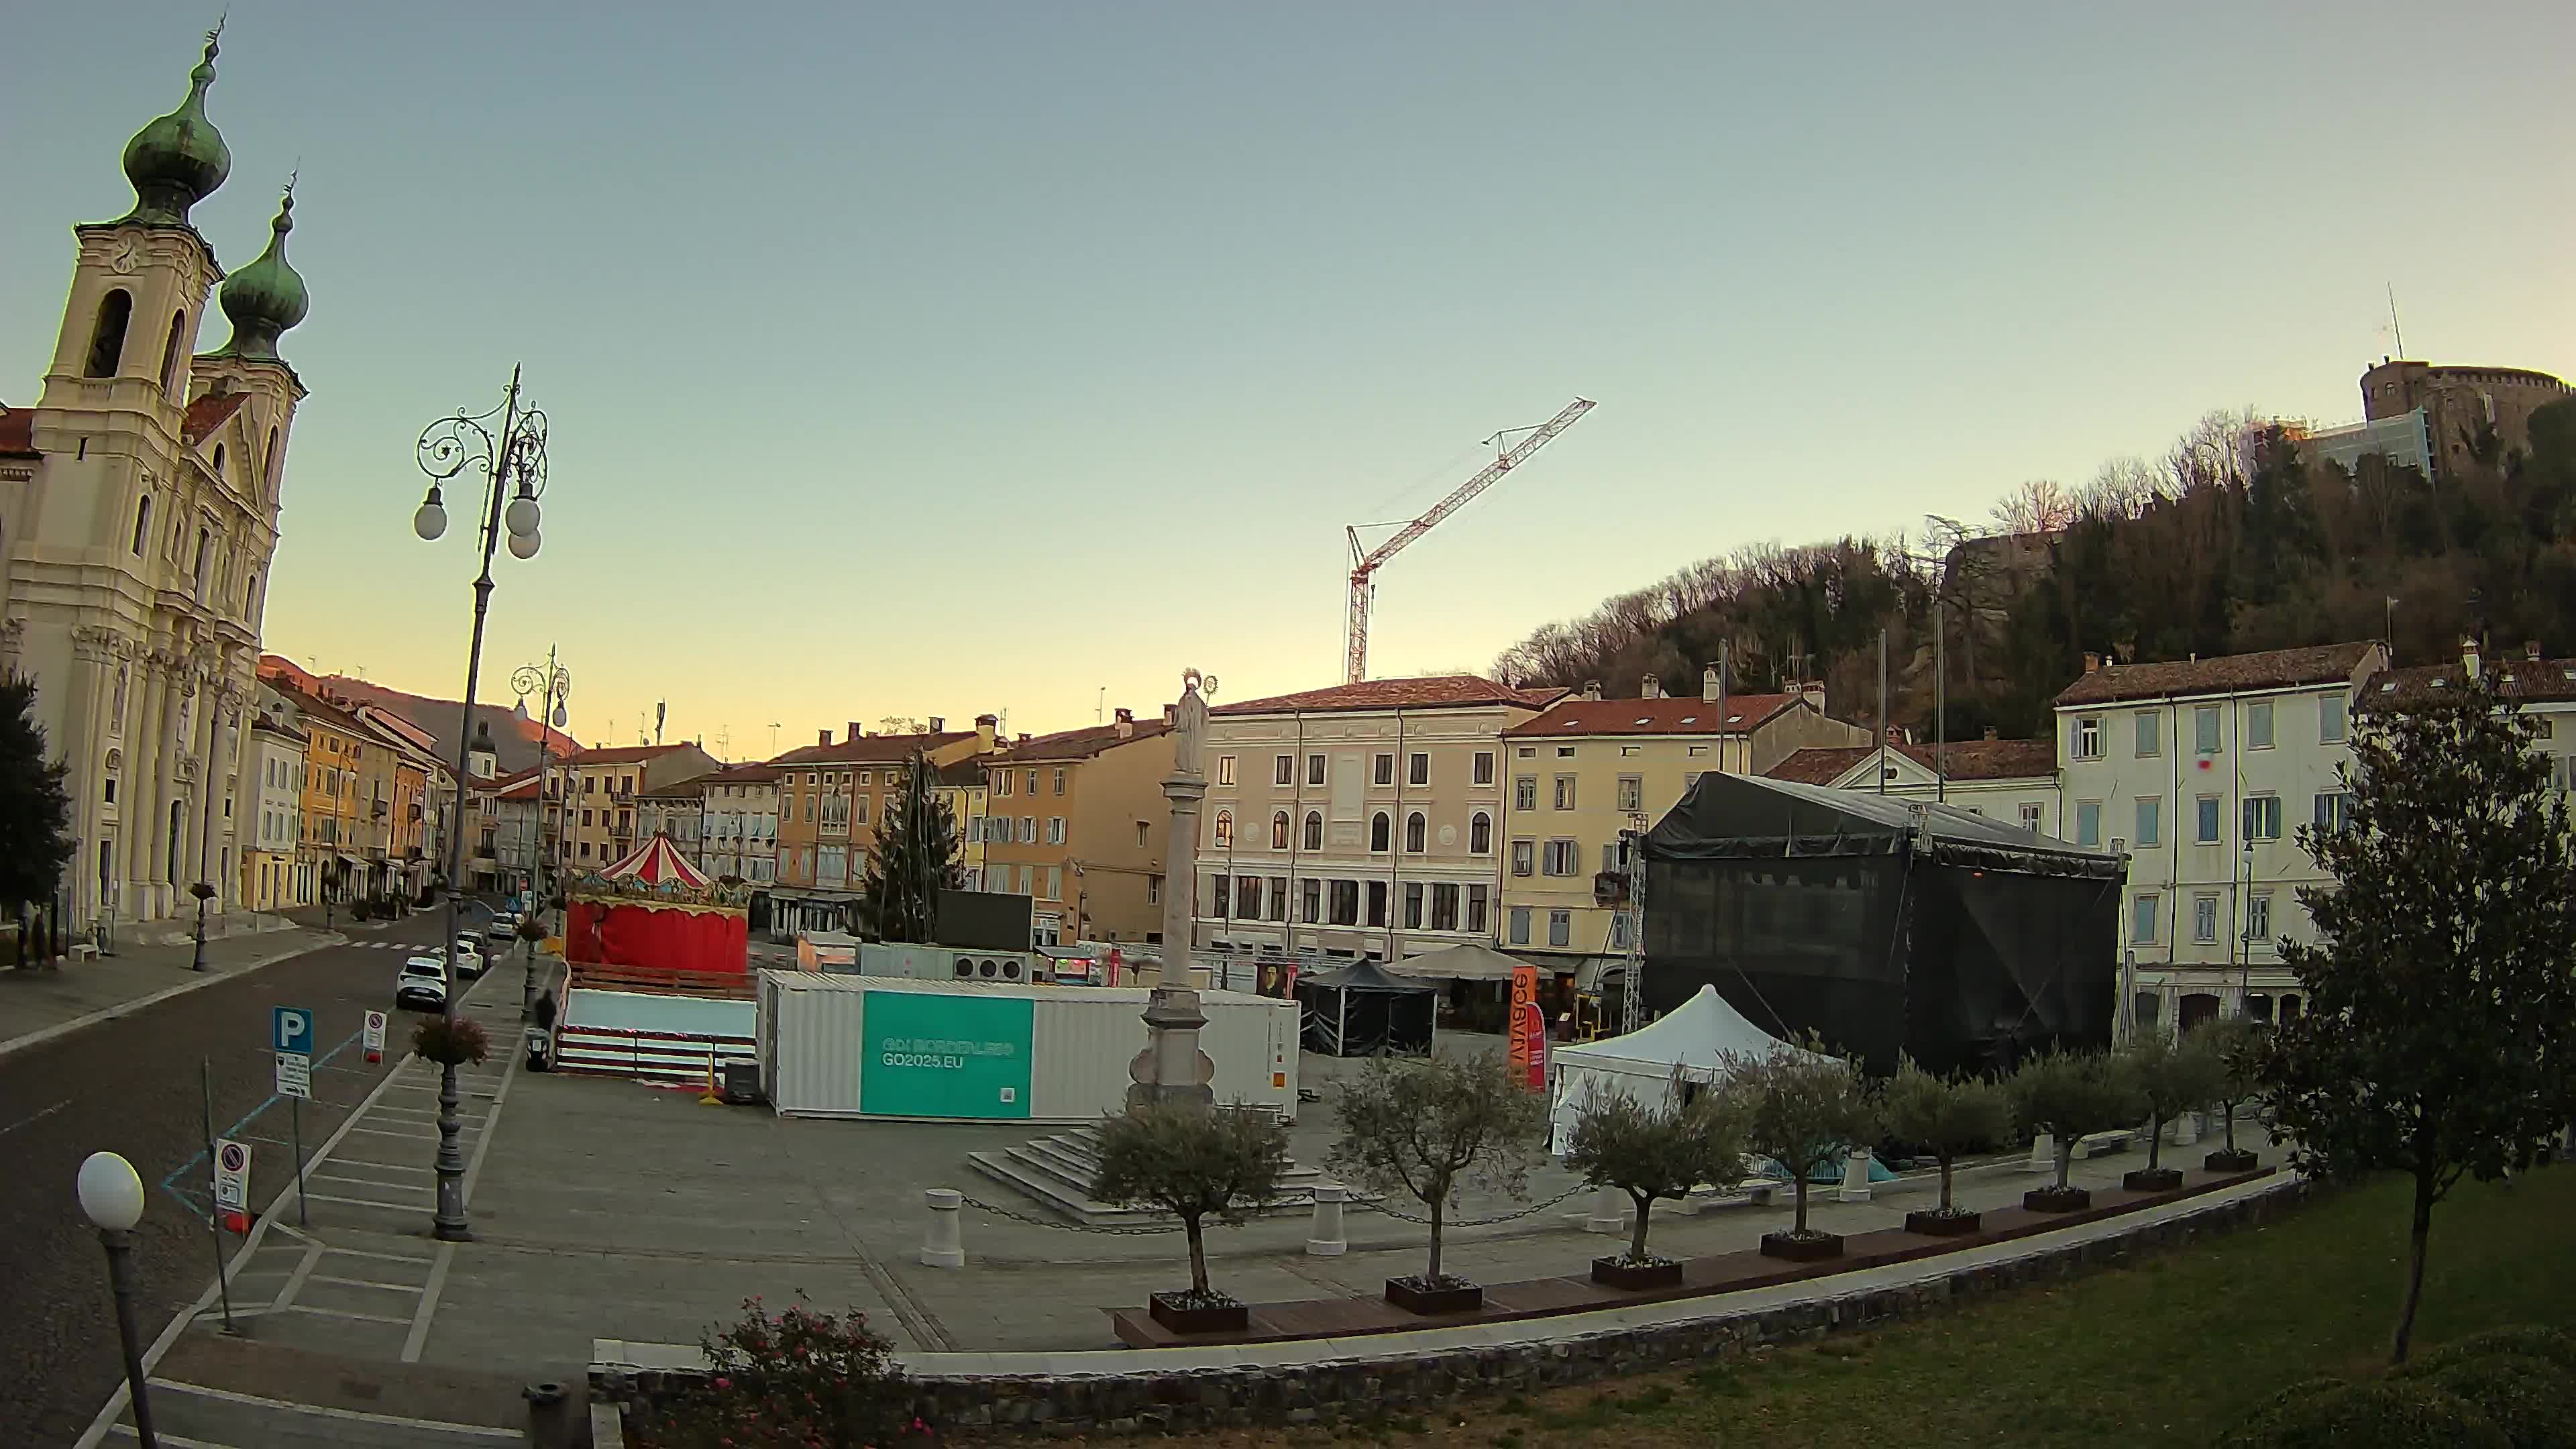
[1305,1183,1348,1256]
[920,1187,965,1269]
[1837,1145,1873,1203]
[2024,1132,2057,1174]
[1584,1185,1627,1234]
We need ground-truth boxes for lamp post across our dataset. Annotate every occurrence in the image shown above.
[511,653,571,1020]
[413,366,549,1242]
[76,1151,158,1448]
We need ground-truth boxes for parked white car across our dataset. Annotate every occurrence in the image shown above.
[396,956,448,1012]
[451,937,486,979]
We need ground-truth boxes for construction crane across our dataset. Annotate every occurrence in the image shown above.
[1343,396,1595,684]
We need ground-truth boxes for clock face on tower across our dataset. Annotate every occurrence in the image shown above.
[110,235,141,275]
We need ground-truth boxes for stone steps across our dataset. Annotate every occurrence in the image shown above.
[966,1125,1343,1226]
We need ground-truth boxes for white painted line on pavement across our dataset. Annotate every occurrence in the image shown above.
[270,1244,323,1312]
[402,1242,456,1364]
[70,970,496,1449]
[150,1381,521,1438]
[0,931,346,1062]
[310,1273,425,1294]
[284,1303,413,1326]
[305,1191,430,1211]
[108,1426,241,1448]
[323,1244,435,1266]
[0,1099,70,1137]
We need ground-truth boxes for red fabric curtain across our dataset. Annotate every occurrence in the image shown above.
[588,902,748,975]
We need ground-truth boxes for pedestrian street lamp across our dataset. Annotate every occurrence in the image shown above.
[412,366,549,1242]
[77,1151,159,1448]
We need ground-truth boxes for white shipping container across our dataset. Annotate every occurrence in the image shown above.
[756,971,1297,1123]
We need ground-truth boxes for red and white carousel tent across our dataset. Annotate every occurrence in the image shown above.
[564,832,747,975]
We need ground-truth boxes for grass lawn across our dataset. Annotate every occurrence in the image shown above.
[1159,1168,2576,1449]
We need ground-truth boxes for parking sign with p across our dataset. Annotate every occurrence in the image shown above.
[272,1007,313,1057]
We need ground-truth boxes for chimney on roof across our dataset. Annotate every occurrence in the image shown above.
[1114,707,1134,739]
[1702,664,1722,702]
[1799,681,1825,710]
[1018,733,1030,744]
[1640,674,1664,699]
[848,720,864,741]
[2527,640,2544,662]
[928,716,946,732]
[975,713,997,751]
[1581,680,1603,701]
[1163,704,1177,726]
[2083,652,2101,674]
[818,728,833,747]
[1984,726,1999,741]
[2461,636,2481,680]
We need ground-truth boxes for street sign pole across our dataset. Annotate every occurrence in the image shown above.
[290,1097,307,1228]
[199,1058,235,1334]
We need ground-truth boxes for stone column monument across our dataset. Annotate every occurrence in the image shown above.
[1128,669,1218,1110]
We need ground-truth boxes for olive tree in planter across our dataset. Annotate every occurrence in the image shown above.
[1882,1057,2015,1236]
[1326,1052,1546,1315]
[1089,1101,1292,1334]
[2008,1048,2143,1212]
[2121,1028,2226,1191]
[1564,1076,1752,1289]
[1727,1037,1877,1262]
[2200,1017,2266,1173]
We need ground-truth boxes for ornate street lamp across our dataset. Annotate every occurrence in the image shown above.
[511,653,570,1020]
[411,367,549,1242]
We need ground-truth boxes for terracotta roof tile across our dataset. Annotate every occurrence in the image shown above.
[182,392,250,445]
[1212,675,1562,716]
[2369,653,2576,707]
[988,719,1171,763]
[1766,737,2058,786]
[1504,694,1801,738]
[2052,642,2380,706]
[571,743,699,766]
[0,408,37,459]
[706,761,783,784]
[767,731,975,767]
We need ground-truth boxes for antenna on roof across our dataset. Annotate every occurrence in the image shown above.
[2386,282,2406,358]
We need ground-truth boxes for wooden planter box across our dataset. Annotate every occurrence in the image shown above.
[2123,1167,2185,1193]
[1383,1277,1483,1316]
[1590,1255,1684,1291]
[1904,1208,1982,1236]
[2204,1148,2259,1173]
[1758,1230,1844,1263]
[1147,1291,1249,1335]
[2023,1186,2092,1214]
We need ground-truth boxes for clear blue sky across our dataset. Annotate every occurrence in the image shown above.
[7,2,2571,756]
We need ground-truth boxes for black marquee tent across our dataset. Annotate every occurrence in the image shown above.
[1297,959,1438,1057]
[1642,773,2123,1077]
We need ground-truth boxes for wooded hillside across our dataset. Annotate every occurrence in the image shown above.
[1493,399,2576,740]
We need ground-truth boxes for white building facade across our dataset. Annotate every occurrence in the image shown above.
[2053,642,2389,1038]
[1,36,310,933]
[1192,676,1554,967]
[700,763,780,885]
[241,712,305,911]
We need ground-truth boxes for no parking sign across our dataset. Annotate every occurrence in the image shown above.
[213,1137,250,1218]
[364,1009,388,1064]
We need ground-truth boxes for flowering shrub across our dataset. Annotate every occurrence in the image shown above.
[642,1297,921,1448]
[411,1014,490,1066]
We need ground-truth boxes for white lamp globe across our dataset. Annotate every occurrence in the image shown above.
[507,528,541,560]
[413,496,448,542]
[504,494,541,537]
[76,1151,144,1232]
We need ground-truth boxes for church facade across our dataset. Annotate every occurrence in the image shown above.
[0,28,312,932]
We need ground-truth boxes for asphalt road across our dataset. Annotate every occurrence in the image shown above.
[0,912,515,1446]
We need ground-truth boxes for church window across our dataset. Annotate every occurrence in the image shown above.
[195,527,211,580]
[263,428,278,491]
[245,571,258,615]
[211,444,225,481]
[159,311,186,394]
[87,289,132,378]
[131,495,152,555]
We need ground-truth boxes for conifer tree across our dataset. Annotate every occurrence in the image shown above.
[859,754,961,943]
[0,673,76,930]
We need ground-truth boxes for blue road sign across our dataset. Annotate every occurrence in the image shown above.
[272,1006,314,1057]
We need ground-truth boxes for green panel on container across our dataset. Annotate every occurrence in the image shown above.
[860,991,1035,1119]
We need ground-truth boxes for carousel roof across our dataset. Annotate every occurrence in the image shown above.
[598,831,710,889]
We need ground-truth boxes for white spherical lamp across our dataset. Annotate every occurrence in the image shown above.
[507,528,541,560]
[76,1151,145,1232]
[504,494,541,538]
[413,488,448,542]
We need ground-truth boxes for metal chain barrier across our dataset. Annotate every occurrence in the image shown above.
[1352,1184,1585,1228]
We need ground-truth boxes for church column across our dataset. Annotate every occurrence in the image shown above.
[60,631,109,924]
[125,654,170,918]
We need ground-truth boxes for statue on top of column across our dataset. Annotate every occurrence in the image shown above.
[1171,667,1215,780]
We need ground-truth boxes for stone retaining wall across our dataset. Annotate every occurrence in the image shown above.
[597,1177,2312,1436]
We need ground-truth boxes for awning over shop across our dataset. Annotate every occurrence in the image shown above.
[1383,942,1525,983]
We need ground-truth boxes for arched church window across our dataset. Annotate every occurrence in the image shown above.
[159,311,186,396]
[263,428,278,491]
[87,289,133,378]
[211,444,225,480]
[131,495,152,555]
[195,527,211,582]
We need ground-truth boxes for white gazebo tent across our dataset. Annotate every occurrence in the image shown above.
[1546,983,1826,1153]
